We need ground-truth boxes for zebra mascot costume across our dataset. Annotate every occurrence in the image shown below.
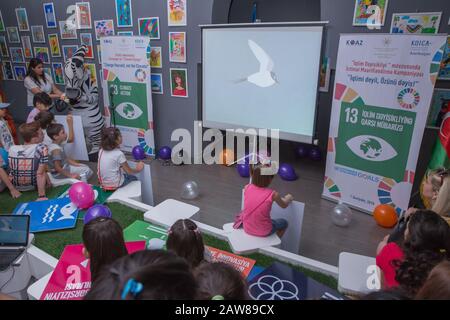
[63,45,104,161]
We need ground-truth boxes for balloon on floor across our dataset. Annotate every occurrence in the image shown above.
[84,205,112,224]
[309,146,322,161]
[158,146,172,160]
[373,204,398,228]
[278,163,298,181]
[69,182,95,209]
[237,163,250,178]
[181,181,199,200]
[331,203,352,227]
[132,145,146,160]
[296,144,310,158]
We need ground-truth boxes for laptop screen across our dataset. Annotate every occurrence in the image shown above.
[0,215,29,247]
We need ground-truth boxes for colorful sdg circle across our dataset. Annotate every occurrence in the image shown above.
[397,88,420,109]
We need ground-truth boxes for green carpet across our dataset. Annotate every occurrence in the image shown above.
[0,188,337,289]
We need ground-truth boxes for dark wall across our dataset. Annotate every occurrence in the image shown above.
[0,0,213,149]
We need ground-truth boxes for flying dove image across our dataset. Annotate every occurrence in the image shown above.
[235,40,279,88]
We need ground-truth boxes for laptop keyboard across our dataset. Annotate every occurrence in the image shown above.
[0,250,23,271]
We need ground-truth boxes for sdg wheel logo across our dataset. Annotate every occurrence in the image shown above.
[397,88,420,109]
[135,68,146,82]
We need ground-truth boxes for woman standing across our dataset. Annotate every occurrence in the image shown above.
[23,58,65,113]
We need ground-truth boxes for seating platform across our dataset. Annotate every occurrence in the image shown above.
[338,252,379,297]
[144,199,199,228]
[108,181,142,202]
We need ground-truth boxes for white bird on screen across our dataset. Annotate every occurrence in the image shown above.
[235,40,279,88]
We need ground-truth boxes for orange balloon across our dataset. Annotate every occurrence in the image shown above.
[373,204,398,228]
[219,148,235,166]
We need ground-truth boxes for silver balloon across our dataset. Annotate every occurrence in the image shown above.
[331,204,352,227]
[181,181,199,200]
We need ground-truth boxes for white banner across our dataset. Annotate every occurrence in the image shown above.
[101,36,155,156]
[323,34,447,214]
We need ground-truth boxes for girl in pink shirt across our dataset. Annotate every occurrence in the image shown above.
[234,164,293,237]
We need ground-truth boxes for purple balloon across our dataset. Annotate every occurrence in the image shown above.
[278,163,298,181]
[158,146,172,160]
[84,205,112,225]
[309,147,322,161]
[237,163,250,178]
[296,144,309,158]
[132,146,146,160]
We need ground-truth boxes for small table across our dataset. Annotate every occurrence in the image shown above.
[144,199,200,228]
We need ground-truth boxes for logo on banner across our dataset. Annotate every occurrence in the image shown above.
[346,39,364,46]
[249,275,299,300]
[135,69,146,82]
[397,88,420,109]
[346,135,398,162]
[116,102,143,120]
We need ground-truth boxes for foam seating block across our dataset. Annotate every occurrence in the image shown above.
[47,172,79,187]
[222,223,281,255]
[108,181,142,202]
[144,199,199,228]
[338,252,378,296]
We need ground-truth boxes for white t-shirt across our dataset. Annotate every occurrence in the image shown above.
[98,148,127,189]
[42,129,53,146]
[24,74,54,107]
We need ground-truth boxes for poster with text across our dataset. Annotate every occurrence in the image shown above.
[101,36,155,156]
[323,34,446,215]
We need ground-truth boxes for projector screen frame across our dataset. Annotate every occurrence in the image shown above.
[199,21,328,144]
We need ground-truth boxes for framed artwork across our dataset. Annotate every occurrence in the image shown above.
[319,57,331,92]
[7,27,20,43]
[0,36,9,57]
[118,31,134,36]
[151,73,163,94]
[170,68,188,98]
[116,0,133,28]
[34,47,50,64]
[97,45,102,64]
[76,2,92,29]
[138,17,160,39]
[52,62,65,85]
[167,0,187,26]
[391,12,442,34]
[94,20,115,40]
[14,65,27,81]
[32,26,46,43]
[16,8,30,31]
[10,47,25,63]
[43,3,57,29]
[80,33,94,59]
[3,61,14,80]
[59,21,78,40]
[22,36,33,59]
[150,47,162,68]
[169,32,186,63]
[438,36,450,81]
[427,89,450,127]
[63,45,78,62]
[353,0,388,27]
[48,34,61,57]
[44,67,53,81]
[84,63,97,86]
[0,10,5,32]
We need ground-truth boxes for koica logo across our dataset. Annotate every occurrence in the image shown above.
[346,39,364,46]
[116,102,143,120]
[346,135,398,162]
[411,40,431,47]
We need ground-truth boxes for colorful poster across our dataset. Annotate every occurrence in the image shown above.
[34,47,50,64]
[116,0,133,28]
[14,66,26,81]
[138,17,160,39]
[150,46,162,68]
[353,0,388,27]
[3,61,14,80]
[7,27,20,43]
[40,241,146,300]
[169,32,186,63]
[427,89,450,128]
[63,45,79,62]
[206,246,256,278]
[48,34,61,57]
[76,2,92,29]
[44,67,53,80]
[43,3,57,28]
[16,8,30,31]
[13,198,79,233]
[10,47,24,63]
[170,68,188,98]
[84,63,97,86]
[52,62,65,85]
[323,34,446,215]
[123,220,168,249]
[21,36,33,59]
[80,33,94,59]
[391,12,442,34]
[94,20,115,40]
[151,73,163,94]
[319,56,331,93]
[438,36,450,80]
[59,21,78,40]
[248,262,344,300]
[101,36,155,155]
[0,10,4,32]
[0,36,8,57]
[31,26,46,43]
[167,0,187,26]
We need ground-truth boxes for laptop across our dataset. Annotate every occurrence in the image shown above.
[0,215,30,272]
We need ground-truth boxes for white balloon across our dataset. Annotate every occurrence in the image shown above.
[331,204,352,227]
[181,181,199,200]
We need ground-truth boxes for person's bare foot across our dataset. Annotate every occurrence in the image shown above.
[10,189,22,199]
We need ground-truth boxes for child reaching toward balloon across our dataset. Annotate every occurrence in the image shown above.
[97,127,144,191]
[233,164,293,238]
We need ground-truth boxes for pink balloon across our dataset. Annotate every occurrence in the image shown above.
[69,182,95,209]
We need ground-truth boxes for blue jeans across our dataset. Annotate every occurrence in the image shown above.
[120,173,137,188]
[268,218,288,236]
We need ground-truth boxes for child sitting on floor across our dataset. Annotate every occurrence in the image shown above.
[82,217,128,283]
[34,110,61,146]
[97,127,143,191]
[47,121,92,181]
[234,164,293,237]
[8,122,49,200]
[27,92,52,124]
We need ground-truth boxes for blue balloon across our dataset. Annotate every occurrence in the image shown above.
[309,147,322,161]
[158,146,172,160]
[132,145,146,160]
[296,144,309,158]
[278,163,298,181]
[84,205,112,225]
[237,163,250,178]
